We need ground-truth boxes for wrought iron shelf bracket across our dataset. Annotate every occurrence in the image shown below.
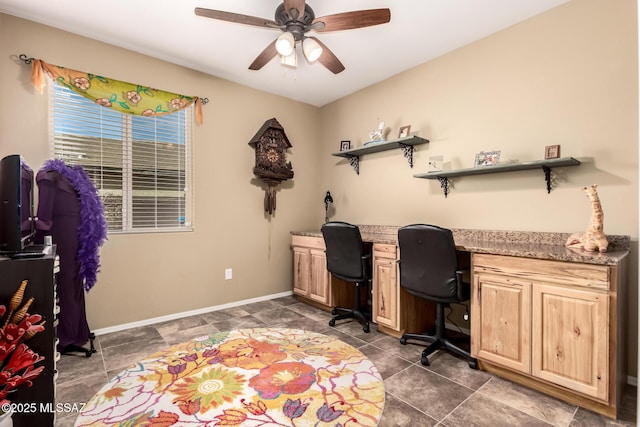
[398,143,415,168]
[348,155,360,175]
[331,136,429,175]
[438,177,451,198]
[414,157,581,197]
[542,165,552,194]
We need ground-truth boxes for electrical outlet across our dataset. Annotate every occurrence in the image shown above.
[224,268,232,280]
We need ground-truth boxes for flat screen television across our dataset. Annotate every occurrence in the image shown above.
[0,154,36,253]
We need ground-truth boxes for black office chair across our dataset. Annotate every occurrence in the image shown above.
[397,224,478,369]
[321,221,372,333]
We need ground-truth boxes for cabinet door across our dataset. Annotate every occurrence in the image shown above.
[532,284,609,401]
[309,248,331,305]
[292,246,310,297]
[472,273,531,373]
[373,244,399,330]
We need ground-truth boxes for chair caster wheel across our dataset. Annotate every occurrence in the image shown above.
[328,319,336,327]
[363,323,370,333]
[331,308,338,315]
[421,355,430,366]
[468,359,478,370]
[400,337,407,345]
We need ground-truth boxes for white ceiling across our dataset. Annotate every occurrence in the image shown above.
[1,0,569,107]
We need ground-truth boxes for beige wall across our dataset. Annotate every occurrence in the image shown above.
[0,14,323,328]
[318,0,638,375]
[1,0,638,376]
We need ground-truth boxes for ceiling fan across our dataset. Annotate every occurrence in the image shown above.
[195,0,391,74]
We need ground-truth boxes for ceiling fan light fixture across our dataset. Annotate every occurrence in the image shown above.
[196,3,390,73]
[302,37,323,63]
[275,32,295,56]
[280,50,298,68]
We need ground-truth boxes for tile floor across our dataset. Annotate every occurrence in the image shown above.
[54,296,637,426]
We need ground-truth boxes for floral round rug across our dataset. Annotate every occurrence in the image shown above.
[74,328,385,426]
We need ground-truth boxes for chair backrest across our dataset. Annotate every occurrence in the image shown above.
[321,221,368,282]
[397,224,462,302]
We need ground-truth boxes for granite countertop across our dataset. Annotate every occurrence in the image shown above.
[292,225,630,266]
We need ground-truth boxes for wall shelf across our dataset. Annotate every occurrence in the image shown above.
[414,157,581,197]
[332,136,429,174]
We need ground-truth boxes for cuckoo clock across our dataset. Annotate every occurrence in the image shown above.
[248,118,294,215]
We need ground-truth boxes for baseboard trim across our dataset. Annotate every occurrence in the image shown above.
[92,290,294,336]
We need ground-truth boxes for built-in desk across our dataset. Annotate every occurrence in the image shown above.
[293,226,630,265]
[291,225,630,419]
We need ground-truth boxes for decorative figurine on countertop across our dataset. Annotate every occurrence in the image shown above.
[324,191,333,223]
[565,184,609,253]
[248,118,294,216]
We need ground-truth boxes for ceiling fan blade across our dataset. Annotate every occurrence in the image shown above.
[249,40,279,70]
[308,37,345,74]
[195,7,277,28]
[313,9,391,32]
[283,0,306,20]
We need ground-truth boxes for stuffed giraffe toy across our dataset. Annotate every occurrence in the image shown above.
[565,185,609,253]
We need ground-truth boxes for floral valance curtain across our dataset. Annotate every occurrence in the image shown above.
[31,59,203,125]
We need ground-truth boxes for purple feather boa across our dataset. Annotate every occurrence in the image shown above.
[40,159,107,291]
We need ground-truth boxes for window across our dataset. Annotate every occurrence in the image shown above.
[49,84,193,233]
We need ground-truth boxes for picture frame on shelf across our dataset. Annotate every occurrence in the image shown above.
[398,125,411,138]
[340,140,351,151]
[544,144,561,159]
[474,151,501,167]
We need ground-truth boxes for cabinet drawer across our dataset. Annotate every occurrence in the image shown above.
[374,243,397,259]
[473,253,610,290]
[292,235,325,249]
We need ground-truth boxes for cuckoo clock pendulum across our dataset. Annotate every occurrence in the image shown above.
[248,118,294,215]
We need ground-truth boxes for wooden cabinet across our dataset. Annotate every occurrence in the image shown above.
[291,236,331,306]
[291,238,434,336]
[292,245,309,296]
[532,283,609,401]
[372,243,436,337]
[290,228,628,418]
[308,247,330,304]
[471,253,625,418]
[472,273,531,373]
[372,244,399,330]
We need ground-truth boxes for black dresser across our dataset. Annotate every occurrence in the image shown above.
[0,248,58,427]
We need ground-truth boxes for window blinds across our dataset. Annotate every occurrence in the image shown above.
[49,84,193,232]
